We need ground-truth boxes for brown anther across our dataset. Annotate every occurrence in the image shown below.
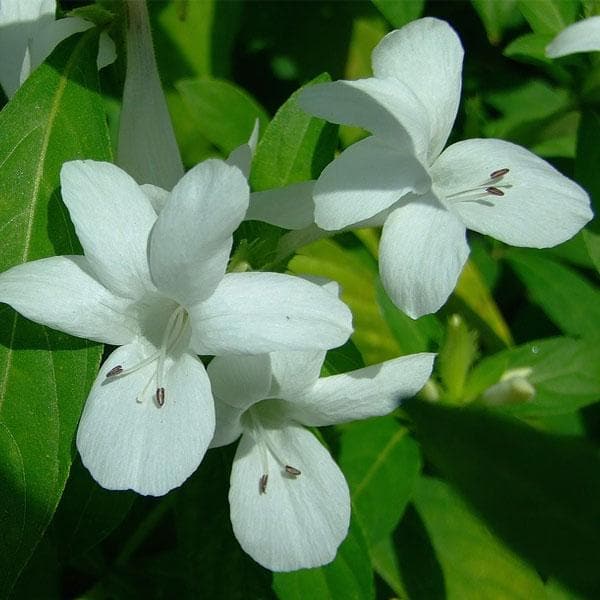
[259,474,269,494]
[485,186,505,196]
[490,168,509,179]
[285,465,301,476]
[156,387,165,407]
[106,365,123,378]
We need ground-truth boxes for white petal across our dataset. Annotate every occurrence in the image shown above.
[190,272,353,355]
[546,16,600,57]
[29,17,91,72]
[288,353,435,426]
[229,425,350,571]
[226,118,260,179]
[434,139,593,247]
[148,160,249,306]
[211,399,245,448]
[246,181,317,230]
[141,183,170,214]
[372,17,463,162]
[207,354,272,410]
[313,136,431,231]
[0,0,55,97]
[0,255,138,345]
[269,350,326,399]
[97,31,116,69]
[298,77,430,157]
[77,345,214,496]
[380,197,469,318]
[60,161,157,300]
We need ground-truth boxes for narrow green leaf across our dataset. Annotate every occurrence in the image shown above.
[250,73,338,191]
[503,32,556,63]
[0,31,110,594]
[371,0,425,28]
[177,77,270,154]
[413,477,547,600]
[339,417,421,548]
[506,249,600,338]
[405,400,600,598]
[273,517,374,600]
[465,336,600,416]
[517,0,578,34]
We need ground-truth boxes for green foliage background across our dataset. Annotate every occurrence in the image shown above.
[0,0,599,598]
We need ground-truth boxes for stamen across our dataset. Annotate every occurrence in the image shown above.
[490,168,509,179]
[155,387,165,407]
[285,465,301,476]
[485,186,504,196]
[259,474,269,494]
[106,365,123,378]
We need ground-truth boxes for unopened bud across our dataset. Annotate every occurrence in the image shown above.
[481,368,535,406]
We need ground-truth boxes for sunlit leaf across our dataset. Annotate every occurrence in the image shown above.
[0,31,110,595]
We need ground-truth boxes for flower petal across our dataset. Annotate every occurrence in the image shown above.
[229,424,350,571]
[313,136,431,231]
[207,354,272,410]
[269,350,326,399]
[546,16,600,57]
[190,272,353,355]
[288,353,435,426]
[434,139,593,247]
[0,0,55,97]
[77,345,214,496]
[0,255,138,344]
[246,181,317,230]
[372,17,463,162]
[298,77,430,156]
[148,159,249,306]
[211,399,245,448]
[380,197,469,318]
[141,183,170,214]
[60,160,157,300]
[226,118,260,179]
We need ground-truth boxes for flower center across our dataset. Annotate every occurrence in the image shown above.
[105,305,189,408]
[445,167,512,206]
[247,406,302,495]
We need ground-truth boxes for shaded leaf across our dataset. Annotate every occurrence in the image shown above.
[517,0,577,34]
[371,0,425,28]
[405,399,600,598]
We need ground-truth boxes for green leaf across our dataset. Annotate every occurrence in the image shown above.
[176,446,275,599]
[177,77,270,155]
[0,31,110,595]
[52,458,135,559]
[583,229,600,273]
[250,73,338,191]
[413,477,547,600]
[471,0,522,44]
[517,0,578,34]
[273,517,374,600]
[405,400,600,598]
[465,336,600,416]
[503,32,556,63]
[339,417,421,548]
[506,249,600,338]
[576,109,600,215]
[371,0,425,28]
[289,238,404,364]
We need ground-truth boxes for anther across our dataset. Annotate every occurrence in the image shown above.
[285,465,301,476]
[485,186,504,196]
[490,168,509,179]
[155,387,165,407]
[259,474,268,494]
[106,365,123,378]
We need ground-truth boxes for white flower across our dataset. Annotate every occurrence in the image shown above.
[208,348,435,571]
[294,17,593,318]
[0,160,352,496]
[546,16,600,58]
[0,0,116,99]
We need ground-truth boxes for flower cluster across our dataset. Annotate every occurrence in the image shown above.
[0,9,593,575]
